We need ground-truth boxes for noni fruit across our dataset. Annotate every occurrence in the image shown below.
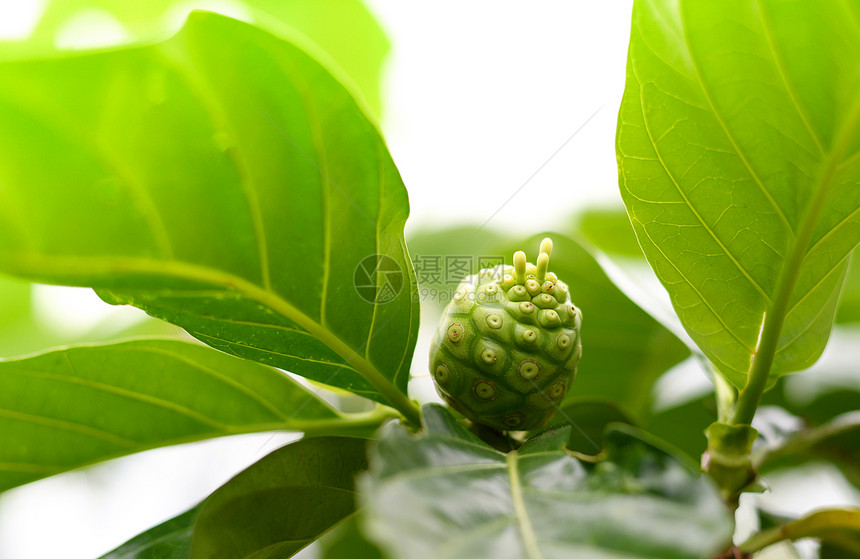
[429,238,582,431]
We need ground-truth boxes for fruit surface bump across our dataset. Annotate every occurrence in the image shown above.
[429,238,582,431]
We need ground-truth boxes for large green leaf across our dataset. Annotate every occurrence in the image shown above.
[617,0,860,389]
[0,13,419,414]
[0,0,389,118]
[408,228,690,420]
[361,404,732,559]
[192,436,368,558]
[0,339,339,493]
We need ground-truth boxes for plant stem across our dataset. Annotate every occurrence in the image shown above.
[732,111,855,425]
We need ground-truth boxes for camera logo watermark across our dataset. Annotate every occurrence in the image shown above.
[354,254,405,304]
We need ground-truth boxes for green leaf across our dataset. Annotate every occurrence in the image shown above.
[836,252,860,323]
[192,436,368,558]
[539,398,634,455]
[101,506,198,559]
[645,394,716,461]
[575,207,645,259]
[618,0,860,389]
[0,339,339,493]
[537,234,690,418]
[739,508,860,554]
[320,514,386,559]
[754,411,860,490]
[361,404,732,559]
[0,0,389,118]
[0,12,419,415]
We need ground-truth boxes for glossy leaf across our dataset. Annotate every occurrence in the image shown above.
[0,13,419,412]
[0,0,389,118]
[362,404,732,559]
[101,506,198,559]
[0,339,339,493]
[618,0,860,388]
[192,436,368,558]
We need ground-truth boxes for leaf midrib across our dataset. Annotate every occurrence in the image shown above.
[507,450,543,559]
[734,79,860,422]
[1,252,418,421]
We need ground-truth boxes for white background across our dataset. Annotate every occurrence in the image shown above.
[0,2,856,558]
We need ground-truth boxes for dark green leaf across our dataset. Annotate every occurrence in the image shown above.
[645,394,716,461]
[361,404,732,559]
[0,13,419,413]
[320,514,386,559]
[0,339,339,493]
[192,436,368,558]
[539,398,634,455]
[618,0,860,388]
[101,506,198,559]
[0,0,389,118]
[739,508,860,554]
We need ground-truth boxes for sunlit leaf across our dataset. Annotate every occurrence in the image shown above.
[836,253,860,323]
[0,339,339,493]
[0,0,389,118]
[0,13,418,411]
[362,405,732,559]
[618,0,860,388]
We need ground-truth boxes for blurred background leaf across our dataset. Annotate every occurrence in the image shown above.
[0,0,388,119]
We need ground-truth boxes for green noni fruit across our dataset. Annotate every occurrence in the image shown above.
[429,238,582,431]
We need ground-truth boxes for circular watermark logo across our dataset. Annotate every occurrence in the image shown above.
[354,254,404,304]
